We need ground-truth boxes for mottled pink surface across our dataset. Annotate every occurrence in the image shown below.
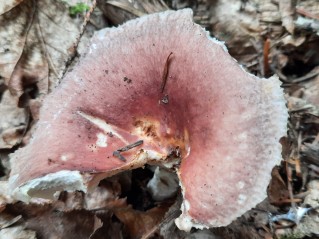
[9,10,287,228]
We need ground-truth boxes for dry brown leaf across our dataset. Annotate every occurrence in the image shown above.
[0,90,28,149]
[89,215,103,238]
[97,0,169,25]
[55,191,85,212]
[54,181,122,212]
[287,67,319,123]
[259,1,281,23]
[0,0,24,15]
[279,0,296,34]
[84,183,121,210]
[114,204,169,239]
[0,181,15,212]
[0,225,36,239]
[292,181,319,236]
[0,214,22,230]
[89,214,123,239]
[1,182,123,238]
[280,35,306,47]
[210,0,264,71]
[299,67,319,109]
[297,0,319,17]
[302,140,319,165]
[0,0,31,85]
[287,96,319,116]
[268,167,290,206]
[0,0,87,106]
[5,202,99,239]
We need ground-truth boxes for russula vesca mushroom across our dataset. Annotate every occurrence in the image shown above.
[9,9,288,230]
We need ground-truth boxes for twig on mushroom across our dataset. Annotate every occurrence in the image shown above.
[113,140,144,162]
[112,150,127,162]
[160,52,173,93]
[117,140,143,152]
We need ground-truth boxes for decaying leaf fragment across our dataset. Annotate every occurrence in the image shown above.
[114,204,168,239]
[0,225,36,239]
[0,90,28,149]
[0,0,84,106]
[9,9,288,231]
[280,0,296,34]
[0,0,24,15]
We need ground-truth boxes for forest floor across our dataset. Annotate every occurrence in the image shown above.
[0,0,319,238]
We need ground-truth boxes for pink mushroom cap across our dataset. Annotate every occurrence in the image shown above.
[9,9,288,230]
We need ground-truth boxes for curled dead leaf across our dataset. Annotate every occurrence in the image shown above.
[114,204,169,239]
[97,0,169,25]
[0,225,36,239]
[0,0,86,107]
[268,167,290,206]
[0,90,28,149]
[0,0,24,15]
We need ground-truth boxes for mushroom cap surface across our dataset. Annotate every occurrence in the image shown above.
[9,9,288,230]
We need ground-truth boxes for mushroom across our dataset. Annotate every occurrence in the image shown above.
[9,9,288,230]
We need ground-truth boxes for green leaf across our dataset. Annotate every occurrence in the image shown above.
[69,3,89,16]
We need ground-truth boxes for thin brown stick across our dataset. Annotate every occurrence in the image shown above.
[291,71,319,83]
[263,38,270,77]
[117,140,143,152]
[113,140,143,162]
[286,160,296,209]
[112,150,126,162]
[295,131,302,178]
[296,7,319,20]
[270,198,302,205]
[160,52,173,93]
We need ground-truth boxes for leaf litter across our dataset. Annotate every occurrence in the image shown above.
[1,0,319,238]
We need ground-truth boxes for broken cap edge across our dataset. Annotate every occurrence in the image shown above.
[8,148,165,203]
[8,170,90,202]
[175,170,209,231]
[175,75,288,231]
[93,9,229,57]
